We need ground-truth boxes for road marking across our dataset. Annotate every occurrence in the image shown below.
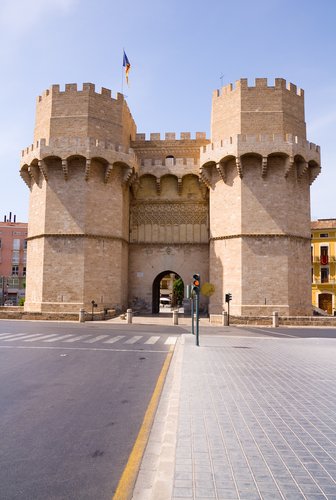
[4,333,45,342]
[0,333,27,340]
[113,346,174,500]
[245,327,297,338]
[24,334,60,342]
[0,345,168,353]
[144,336,160,345]
[103,335,125,344]
[164,336,177,345]
[83,335,109,343]
[63,335,91,342]
[43,334,75,342]
[125,336,142,344]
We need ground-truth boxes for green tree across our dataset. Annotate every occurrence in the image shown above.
[172,278,184,307]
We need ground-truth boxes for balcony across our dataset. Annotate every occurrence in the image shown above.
[313,279,336,286]
[312,255,336,264]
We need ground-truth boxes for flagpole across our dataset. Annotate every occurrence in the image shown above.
[121,48,125,95]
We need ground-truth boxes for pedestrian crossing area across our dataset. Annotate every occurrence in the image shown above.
[0,332,177,347]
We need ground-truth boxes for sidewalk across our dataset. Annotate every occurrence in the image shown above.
[133,327,336,499]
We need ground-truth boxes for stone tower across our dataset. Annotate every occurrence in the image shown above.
[20,78,321,317]
[20,84,137,312]
[201,78,320,316]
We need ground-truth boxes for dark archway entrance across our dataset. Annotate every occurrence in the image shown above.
[152,270,183,314]
[318,293,332,315]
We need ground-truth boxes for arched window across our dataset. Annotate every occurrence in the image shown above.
[165,155,175,166]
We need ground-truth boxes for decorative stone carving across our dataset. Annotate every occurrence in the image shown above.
[131,203,208,226]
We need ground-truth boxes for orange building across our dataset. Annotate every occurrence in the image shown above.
[0,213,28,305]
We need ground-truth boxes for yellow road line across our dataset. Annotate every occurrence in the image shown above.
[113,345,174,500]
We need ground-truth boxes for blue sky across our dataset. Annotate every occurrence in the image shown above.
[0,0,335,222]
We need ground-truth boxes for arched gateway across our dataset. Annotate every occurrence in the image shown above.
[152,271,183,314]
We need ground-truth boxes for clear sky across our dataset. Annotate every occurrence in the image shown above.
[0,0,335,222]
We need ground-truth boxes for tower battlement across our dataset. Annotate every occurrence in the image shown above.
[134,132,207,141]
[213,78,304,98]
[37,83,124,103]
[21,136,136,161]
[202,133,320,158]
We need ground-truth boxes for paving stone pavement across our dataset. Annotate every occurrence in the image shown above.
[134,332,336,500]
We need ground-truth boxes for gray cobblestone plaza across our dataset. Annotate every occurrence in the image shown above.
[173,332,336,500]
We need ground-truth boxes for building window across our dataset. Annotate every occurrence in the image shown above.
[0,239,2,248]
[320,233,329,238]
[320,246,329,265]
[24,239,27,250]
[13,238,20,250]
[12,266,19,276]
[12,250,20,264]
[23,267,26,277]
[321,267,329,283]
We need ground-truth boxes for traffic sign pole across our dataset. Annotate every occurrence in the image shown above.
[195,289,199,346]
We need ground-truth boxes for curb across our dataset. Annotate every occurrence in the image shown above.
[131,336,185,499]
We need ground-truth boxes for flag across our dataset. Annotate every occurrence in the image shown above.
[123,50,131,85]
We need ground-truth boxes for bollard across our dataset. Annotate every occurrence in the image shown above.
[173,309,178,325]
[222,310,228,326]
[126,308,133,324]
[79,308,85,323]
[272,311,279,328]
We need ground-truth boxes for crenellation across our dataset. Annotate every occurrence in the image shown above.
[222,83,234,95]
[140,157,199,168]
[239,78,248,89]
[133,132,207,141]
[101,87,112,97]
[82,82,95,92]
[165,132,176,140]
[36,83,126,106]
[275,78,286,89]
[213,77,304,99]
[65,83,77,92]
[287,82,296,93]
[136,133,146,141]
[255,78,268,87]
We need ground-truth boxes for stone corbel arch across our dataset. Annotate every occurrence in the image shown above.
[20,164,31,188]
[216,155,237,184]
[308,160,321,185]
[64,154,87,180]
[294,154,308,180]
[199,161,216,188]
[28,159,41,185]
[239,152,264,178]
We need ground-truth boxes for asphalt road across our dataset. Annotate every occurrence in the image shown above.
[0,320,185,500]
[1,319,335,499]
